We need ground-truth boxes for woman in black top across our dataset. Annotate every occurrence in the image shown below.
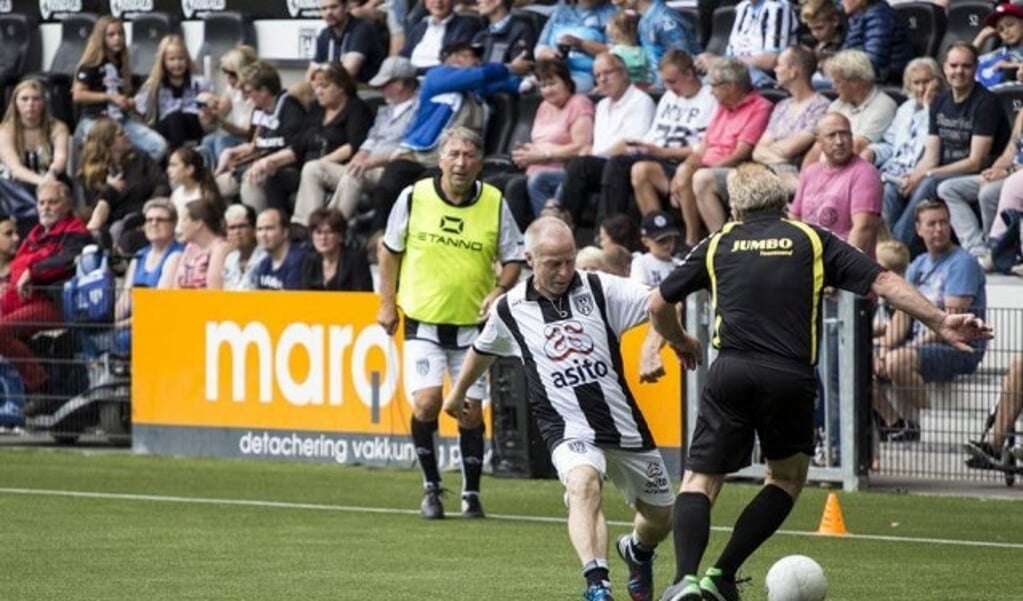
[239,63,372,216]
[79,117,170,254]
[300,207,373,291]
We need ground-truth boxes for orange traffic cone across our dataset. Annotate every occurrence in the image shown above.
[816,492,849,536]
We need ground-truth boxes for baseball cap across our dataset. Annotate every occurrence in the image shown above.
[985,2,1023,27]
[368,56,416,87]
[641,211,682,241]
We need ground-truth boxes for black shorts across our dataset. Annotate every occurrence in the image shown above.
[685,351,817,475]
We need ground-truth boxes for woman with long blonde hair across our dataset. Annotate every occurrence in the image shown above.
[198,44,258,169]
[72,15,166,160]
[0,79,70,229]
[134,34,213,152]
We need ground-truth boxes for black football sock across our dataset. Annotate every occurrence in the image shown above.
[411,417,440,486]
[673,492,712,581]
[458,424,485,495]
[714,484,794,579]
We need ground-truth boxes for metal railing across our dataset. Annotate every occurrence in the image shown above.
[0,284,130,444]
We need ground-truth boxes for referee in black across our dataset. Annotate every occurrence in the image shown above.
[650,163,993,601]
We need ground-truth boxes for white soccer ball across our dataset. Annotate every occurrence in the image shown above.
[764,555,827,601]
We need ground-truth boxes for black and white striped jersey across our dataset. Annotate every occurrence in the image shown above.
[473,271,658,452]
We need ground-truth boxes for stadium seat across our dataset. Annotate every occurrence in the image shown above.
[704,5,736,58]
[197,11,256,77]
[881,86,908,107]
[505,92,541,152]
[758,86,790,105]
[129,12,183,79]
[993,84,1023,123]
[893,3,946,60]
[938,0,998,60]
[0,12,42,110]
[483,92,520,157]
[36,12,98,129]
[698,0,739,53]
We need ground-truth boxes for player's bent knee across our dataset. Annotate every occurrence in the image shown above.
[412,390,443,421]
[765,454,809,498]
[565,465,603,502]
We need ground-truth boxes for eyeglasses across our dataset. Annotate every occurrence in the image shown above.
[145,217,173,224]
[709,80,730,87]
[226,223,252,231]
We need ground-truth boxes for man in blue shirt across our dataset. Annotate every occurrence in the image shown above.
[254,208,307,291]
[618,0,701,87]
[874,198,987,442]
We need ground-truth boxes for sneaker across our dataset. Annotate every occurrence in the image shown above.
[583,583,614,601]
[699,568,741,601]
[964,440,1003,469]
[420,484,445,520]
[461,493,485,518]
[658,575,702,601]
[616,534,654,601]
[887,420,921,443]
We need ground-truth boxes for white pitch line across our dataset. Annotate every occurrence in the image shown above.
[2,487,1022,551]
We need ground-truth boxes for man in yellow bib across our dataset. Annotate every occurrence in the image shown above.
[377,126,525,519]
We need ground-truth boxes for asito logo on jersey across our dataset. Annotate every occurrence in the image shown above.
[543,321,612,389]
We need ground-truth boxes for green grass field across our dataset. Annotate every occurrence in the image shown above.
[1,448,1021,601]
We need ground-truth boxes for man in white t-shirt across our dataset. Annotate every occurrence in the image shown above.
[555,53,655,226]
[602,49,718,220]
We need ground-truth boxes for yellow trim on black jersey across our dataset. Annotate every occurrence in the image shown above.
[782,218,825,362]
[705,222,739,349]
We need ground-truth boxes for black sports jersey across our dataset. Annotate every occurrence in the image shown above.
[659,210,882,365]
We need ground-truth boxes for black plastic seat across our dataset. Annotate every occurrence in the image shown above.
[483,92,519,157]
[698,0,739,52]
[993,85,1023,124]
[130,12,183,79]
[939,0,998,60]
[197,11,256,77]
[893,2,947,60]
[0,13,42,90]
[704,6,736,58]
[35,13,97,129]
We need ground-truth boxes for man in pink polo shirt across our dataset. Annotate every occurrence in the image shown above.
[791,111,882,256]
[669,58,772,247]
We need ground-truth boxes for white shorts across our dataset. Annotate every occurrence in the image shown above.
[403,339,488,401]
[551,439,675,508]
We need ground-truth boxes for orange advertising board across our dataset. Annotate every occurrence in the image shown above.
[132,289,682,464]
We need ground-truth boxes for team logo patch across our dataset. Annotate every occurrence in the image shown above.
[543,321,594,360]
[416,359,430,376]
[567,441,587,454]
[572,293,594,316]
[439,215,464,235]
[645,461,665,479]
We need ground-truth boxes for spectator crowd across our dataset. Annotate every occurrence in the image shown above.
[0,0,1021,468]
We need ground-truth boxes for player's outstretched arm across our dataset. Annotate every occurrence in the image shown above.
[647,289,702,371]
[871,270,994,352]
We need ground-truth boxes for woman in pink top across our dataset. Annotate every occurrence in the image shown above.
[510,60,594,218]
[173,200,231,289]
